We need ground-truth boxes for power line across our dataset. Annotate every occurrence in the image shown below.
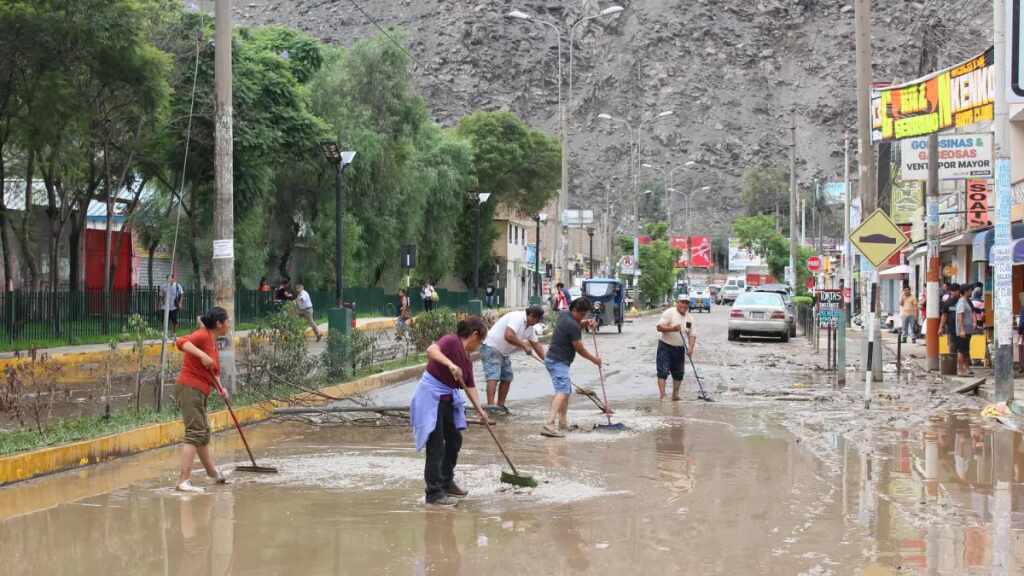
[341,0,422,69]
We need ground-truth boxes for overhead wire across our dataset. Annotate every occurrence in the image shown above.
[342,0,422,69]
[157,20,205,402]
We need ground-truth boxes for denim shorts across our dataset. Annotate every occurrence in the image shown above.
[545,357,573,396]
[481,344,514,382]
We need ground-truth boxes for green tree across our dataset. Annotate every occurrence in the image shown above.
[740,166,790,220]
[453,111,560,286]
[636,223,679,307]
[733,215,811,291]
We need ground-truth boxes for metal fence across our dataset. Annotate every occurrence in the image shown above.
[0,286,498,347]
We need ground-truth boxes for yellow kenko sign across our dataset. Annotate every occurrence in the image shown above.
[850,209,910,267]
[872,47,994,142]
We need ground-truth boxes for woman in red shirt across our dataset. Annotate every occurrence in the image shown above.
[174,306,231,493]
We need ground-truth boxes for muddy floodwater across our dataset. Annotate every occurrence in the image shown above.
[3,310,1024,575]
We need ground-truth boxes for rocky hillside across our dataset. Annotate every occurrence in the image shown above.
[235,0,991,239]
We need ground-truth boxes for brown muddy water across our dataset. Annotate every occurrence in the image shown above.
[4,395,1022,576]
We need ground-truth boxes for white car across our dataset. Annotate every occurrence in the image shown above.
[728,291,789,342]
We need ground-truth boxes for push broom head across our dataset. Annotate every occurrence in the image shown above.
[501,470,538,488]
[235,465,279,474]
[595,422,628,432]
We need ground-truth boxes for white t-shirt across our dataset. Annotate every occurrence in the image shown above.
[296,290,313,311]
[484,310,539,356]
[659,307,694,348]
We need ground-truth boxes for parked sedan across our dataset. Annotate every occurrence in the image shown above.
[728,291,789,342]
[753,284,796,337]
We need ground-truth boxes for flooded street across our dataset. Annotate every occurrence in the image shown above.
[3,310,1024,575]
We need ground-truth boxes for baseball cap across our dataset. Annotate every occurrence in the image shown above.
[676,294,690,302]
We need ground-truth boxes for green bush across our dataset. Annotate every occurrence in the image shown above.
[322,328,375,380]
[792,296,813,306]
[245,303,316,393]
[410,308,459,351]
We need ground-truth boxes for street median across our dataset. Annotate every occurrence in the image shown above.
[0,359,424,488]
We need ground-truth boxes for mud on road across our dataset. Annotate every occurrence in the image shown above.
[2,308,1023,575]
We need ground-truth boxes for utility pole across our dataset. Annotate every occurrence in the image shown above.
[789,112,798,290]
[213,0,237,393]
[854,0,879,407]
[993,0,1014,401]
[925,134,940,372]
[844,131,852,325]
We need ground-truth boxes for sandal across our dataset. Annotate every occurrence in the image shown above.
[540,425,565,438]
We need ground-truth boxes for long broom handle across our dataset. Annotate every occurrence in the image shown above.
[210,377,260,469]
[461,382,519,477]
[591,331,613,425]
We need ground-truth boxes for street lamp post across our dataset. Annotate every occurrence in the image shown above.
[586,226,595,278]
[533,212,547,300]
[507,5,623,283]
[599,110,674,231]
[642,159,695,231]
[319,140,356,306]
[473,193,492,297]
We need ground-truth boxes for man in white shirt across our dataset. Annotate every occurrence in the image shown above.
[160,275,184,332]
[655,294,697,401]
[294,283,321,342]
[480,305,546,411]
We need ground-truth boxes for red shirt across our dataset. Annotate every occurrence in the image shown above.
[425,334,475,389]
[176,328,220,396]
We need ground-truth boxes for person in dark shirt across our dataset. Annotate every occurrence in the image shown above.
[941,283,961,351]
[409,317,489,507]
[274,279,294,303]
[542,298,602,437]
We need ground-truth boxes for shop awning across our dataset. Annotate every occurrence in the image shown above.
[988,237,1024,265]
[940,231,974,247]
[879,264,911,278]
[905,243,927,261]
[973,223,1024,261]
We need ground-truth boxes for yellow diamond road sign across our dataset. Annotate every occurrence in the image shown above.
[850,209,909,267]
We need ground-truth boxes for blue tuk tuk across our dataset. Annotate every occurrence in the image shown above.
[582,278,625,333]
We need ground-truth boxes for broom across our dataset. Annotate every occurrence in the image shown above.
[210,377,278,474]
[459,376,537,488]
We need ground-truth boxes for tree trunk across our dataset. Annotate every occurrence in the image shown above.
[103,139,114,295]
[0,154,11,291]
[147,241,158,290]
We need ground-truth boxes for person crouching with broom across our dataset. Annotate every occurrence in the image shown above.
[174,306,231,493]
[411,316,490,507]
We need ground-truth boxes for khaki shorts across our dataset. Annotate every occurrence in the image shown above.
[176,384,210,447]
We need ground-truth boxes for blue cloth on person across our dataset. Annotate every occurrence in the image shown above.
[410,371,466,452]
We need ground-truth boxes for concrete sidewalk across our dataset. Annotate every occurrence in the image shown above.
[848,322,1024,401]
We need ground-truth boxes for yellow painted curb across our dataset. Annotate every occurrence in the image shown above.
[0,361,426,488]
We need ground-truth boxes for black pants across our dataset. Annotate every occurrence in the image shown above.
[424,399,462,502]
[424,299,435,312]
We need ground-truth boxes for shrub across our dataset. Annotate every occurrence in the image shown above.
[245,303,315,394]
[792,296,813,306]
[410,308,459,351]
[322,328,376,380]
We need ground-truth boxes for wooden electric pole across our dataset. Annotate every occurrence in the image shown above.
[214,0,237,392]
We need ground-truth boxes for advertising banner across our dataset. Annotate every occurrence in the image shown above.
[890,179,923,225]
[899,133,993,180]
[966,179,993,228]
[823,182,847,203]
[689,236,712,268]
[670,237,689,268]
[871,47,994,142]
[525,244,537,272]
[728,238,765,271]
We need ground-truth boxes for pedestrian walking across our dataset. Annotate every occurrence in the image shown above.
[294,283,321,342]
[955,284,975,376]
[422,281,437,312]
[409,316,490,507]
[655,294,697,401]
[940,283,960,369]
[557,280,573,311]
[899,287,918,344]
[173,307,231,493]
[541,298,601,438]
[396,289,412,340]
[160,275,184,333]
[480,305,546,411]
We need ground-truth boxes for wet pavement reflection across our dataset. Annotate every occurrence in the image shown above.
[3,310,1024,575]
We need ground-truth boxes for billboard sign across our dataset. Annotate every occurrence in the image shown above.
[966,179,993,228]
[871,47,994,142]
[728,238,765,271]
[670,237,689,268]
[890,179,923,225]
[690,236,712,268]
[899,133,993,180]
